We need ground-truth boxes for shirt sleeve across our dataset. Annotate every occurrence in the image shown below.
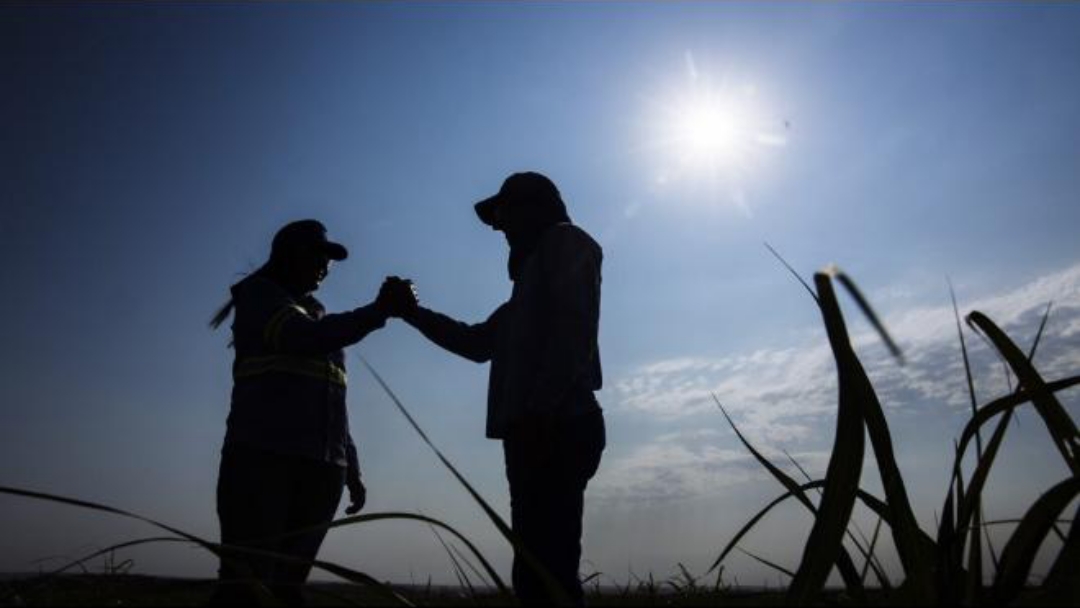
[243,279,388,355]
[527,226,602,417]
[403,304,502,364]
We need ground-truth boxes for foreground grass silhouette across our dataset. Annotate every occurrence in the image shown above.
[706,252,1079,606]
[2,254,1078,606]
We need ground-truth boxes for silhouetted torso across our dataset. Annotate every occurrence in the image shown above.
[405,222,603,438]
[226,275,384,464]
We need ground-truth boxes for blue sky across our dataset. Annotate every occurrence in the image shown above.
[2,1,1080,587]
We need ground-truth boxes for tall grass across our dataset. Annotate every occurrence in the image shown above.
[710,251,1080,605]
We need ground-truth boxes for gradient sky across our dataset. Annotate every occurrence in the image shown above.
[3,1,1080,587]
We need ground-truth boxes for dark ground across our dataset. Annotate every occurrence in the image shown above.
[0,574,845,606]
[1,574,1071,606]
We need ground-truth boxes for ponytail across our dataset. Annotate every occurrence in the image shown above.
[209,299,235,330]
[209,263,270,330]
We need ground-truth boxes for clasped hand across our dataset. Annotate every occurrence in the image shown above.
[376,275,419,317]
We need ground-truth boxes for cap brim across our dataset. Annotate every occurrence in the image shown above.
[474,194,501,226]
[323,242,349,261]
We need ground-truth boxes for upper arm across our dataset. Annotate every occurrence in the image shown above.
[264,302,311,351]
[235,279,383,355]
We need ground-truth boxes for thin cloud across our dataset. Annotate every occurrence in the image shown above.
[615,262,1080,426]
[591,428,831,505]
[600,264,1080,504]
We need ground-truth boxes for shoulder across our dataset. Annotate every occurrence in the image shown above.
[540,223,602,260]
[232,276,293,312]
[298,294,326,318]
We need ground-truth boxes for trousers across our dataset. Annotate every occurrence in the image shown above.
[209,444,344,606]
[503,406,605,606]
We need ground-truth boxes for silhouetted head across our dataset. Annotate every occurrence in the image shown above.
[474,172,571,281]
[210,219,347,330]
[267,219,348,295]
[474,171,570,238]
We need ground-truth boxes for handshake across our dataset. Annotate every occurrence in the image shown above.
[376,276,419,318]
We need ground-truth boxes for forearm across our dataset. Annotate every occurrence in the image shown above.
[402,306,493,363]
[277,303,388,354]
[345,435,362,479]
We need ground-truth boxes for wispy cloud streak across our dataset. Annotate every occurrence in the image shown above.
[599,263,1080,503]
[616,263,1080,424]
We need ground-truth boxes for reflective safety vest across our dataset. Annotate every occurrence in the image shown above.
[234,354,347,387]
[263,303,308,353]
[223,275,386,465]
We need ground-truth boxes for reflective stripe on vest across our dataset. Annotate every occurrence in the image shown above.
[263,304,307,351]
[234,355,347,387]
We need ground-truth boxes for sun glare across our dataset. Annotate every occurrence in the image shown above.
[671,94,749,167]
[643,53,788,213]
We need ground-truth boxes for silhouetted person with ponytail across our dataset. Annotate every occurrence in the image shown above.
[208,220,414,606]
[381,172,606,606]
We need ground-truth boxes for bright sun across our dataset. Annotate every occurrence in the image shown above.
[670,93,750,168]
[644,53,788,213]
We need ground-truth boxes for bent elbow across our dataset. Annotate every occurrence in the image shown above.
[462,349,492,364]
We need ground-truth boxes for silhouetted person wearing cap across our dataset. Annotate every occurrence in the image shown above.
[207,220,413,606]
[382,172,605,606]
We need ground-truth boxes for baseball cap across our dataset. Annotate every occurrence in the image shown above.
[271,219,348,261]
[474,171,563,227]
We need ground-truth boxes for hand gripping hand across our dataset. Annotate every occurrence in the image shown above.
[376,276,419,318]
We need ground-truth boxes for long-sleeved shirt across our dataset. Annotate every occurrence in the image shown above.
[405,222,603,439]
[225,275,386,468]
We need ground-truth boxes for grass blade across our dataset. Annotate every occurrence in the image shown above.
[786,273,868,605]
[715,399,815,512]
[947,282,987,603]
[0,486,284,603]
[737,547,796,579]
[817,270,937,603]
[272,510,509,597]
[764,242,818,303]
[714,399,867,599]
[709,482,821,575]
[990,476,1080,605]
[1029,302,1053,365]
[949,279,983,458]
[954,410,1014,555]
[1041,503,1080,600]
[950,407,1019,603]
[966,312,1080,474]
[829,268,904,364]
[981,518,1073,528]
[781,274,864,604]
[783,449,891,589]
[936,479,961,604]
[984,518,1001,577]
[449,538,493,591]
[430,526,478,603]
[711,480,897,574]
[967,497,984,605]
[860,516,885,586]
[0,485,413,605]
[954,375,1080,468]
